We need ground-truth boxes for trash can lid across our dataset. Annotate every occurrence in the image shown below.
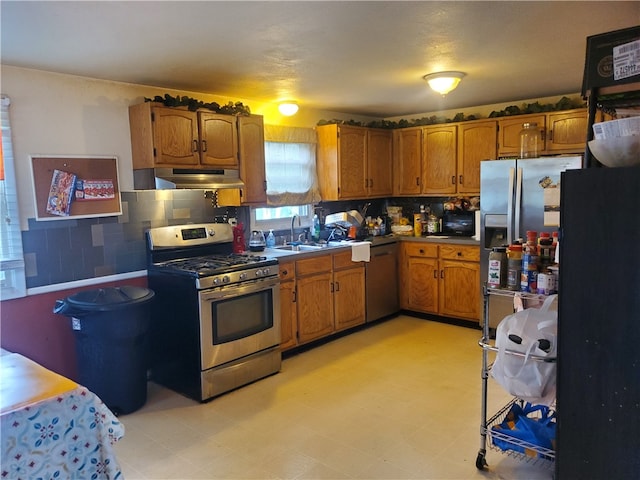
[63,286,155,312]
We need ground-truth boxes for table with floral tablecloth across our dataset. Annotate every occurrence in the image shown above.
[1,352,125,480]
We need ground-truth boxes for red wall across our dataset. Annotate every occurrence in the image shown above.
[0,277,147,380]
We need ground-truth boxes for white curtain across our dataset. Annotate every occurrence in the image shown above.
[1,94,26,299]
[264,125,321,206]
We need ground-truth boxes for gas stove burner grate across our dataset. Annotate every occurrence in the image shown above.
[153,254,273,275]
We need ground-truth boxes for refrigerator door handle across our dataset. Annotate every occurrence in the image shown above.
[514,167,523,241]
[507,167,515,245]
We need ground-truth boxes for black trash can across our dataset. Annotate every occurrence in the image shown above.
[54,285,155,415]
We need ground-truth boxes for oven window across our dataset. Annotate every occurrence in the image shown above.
[212,289,274,344]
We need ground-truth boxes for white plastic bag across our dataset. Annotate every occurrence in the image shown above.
[490,294,557,405]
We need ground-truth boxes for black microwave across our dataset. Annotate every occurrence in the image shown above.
[442,210,475,237]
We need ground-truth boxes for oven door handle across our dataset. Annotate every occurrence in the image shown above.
[199,277,280,302]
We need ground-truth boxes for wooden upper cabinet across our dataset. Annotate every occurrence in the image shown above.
[422,124,457,195]
[546,110,588,153]
[457,120,497,195]
[316,124,392,200]
[237,115,267,205]
[366,129,393,197]
[497,109,587,157]
[393,127,422,195]
[497,113,546,157]
[129,103,241,170]
[199,113,238,168]
[150,107,200,166]
[338,126,368,199]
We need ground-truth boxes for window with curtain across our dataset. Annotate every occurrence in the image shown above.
[1,95,26,299]
[252,125,321,231]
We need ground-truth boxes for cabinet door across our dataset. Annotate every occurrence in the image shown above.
[457,120,496,194]
[439,259,480,320]
[338,126,367,199]
[238,115,267,204]
[366,129,393,197]
[333,267,366,331]
[406,256,439,314]
[393,128,422,195]
[199,113,238,168]
[422,125,457,195]
[546,110,587,153]
[152,107,200,166]
[498,114,545,157]
[279,280,297,351]
[296,272,334,344]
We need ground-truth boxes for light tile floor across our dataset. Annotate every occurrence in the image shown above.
[114,315,553,479]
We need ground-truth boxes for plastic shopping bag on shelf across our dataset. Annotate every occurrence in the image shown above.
[490,294,557,405]
[491,401,556,459]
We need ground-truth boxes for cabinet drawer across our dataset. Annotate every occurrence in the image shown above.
[333,250,362,270]
[295,254,331,276]
[439,244,480,262]
[279,261,295,281]
[404,243,438,258]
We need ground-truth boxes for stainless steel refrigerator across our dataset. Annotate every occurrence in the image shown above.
[479,156,582,328]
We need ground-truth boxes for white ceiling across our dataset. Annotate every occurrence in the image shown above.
[1,1,638,118]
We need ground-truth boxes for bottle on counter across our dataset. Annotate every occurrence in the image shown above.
[414,212,423,237]
[266,229,276,247]
[312,214,321,241]
[488,246,508,288]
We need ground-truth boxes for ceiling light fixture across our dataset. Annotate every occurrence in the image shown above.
[423,71,466,96]
[278,102,299,116]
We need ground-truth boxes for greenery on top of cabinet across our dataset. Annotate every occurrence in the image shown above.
[317,96,586,129]
[145,93,251,115]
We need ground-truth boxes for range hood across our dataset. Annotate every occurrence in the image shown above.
[152,168,244,190]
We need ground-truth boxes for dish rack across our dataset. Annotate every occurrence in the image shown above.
[476,285,557,472]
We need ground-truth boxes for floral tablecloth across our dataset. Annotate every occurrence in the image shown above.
[1,353,125,479]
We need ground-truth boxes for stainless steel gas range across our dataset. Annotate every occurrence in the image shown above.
[146,223,281,402]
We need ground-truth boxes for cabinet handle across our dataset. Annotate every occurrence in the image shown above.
[451,176,456,185]
[331,282,334,293]
[292,289,296,303]
[335,281,340,292]
[282,269,288,276]
[459,175,463,185]
[433,270,438,278]
[416,177,420,186]
[440,270,444,279]
[201,140,207,152]
[457,251,462,257]
[419,249,424,254]
[193,140,198,152]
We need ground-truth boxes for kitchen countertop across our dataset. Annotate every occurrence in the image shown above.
[257,234,479,260]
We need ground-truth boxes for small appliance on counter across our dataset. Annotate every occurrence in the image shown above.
[249,230,266,252]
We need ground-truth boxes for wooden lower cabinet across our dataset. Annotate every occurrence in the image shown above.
[281,251,366,350]
[296,271,334,344]
[332,251,366,332]
[400,242,480,322]
[278,261,297,351]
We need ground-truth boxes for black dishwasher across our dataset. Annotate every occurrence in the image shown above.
[365,242,399,322]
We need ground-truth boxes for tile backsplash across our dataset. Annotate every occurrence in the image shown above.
[22,190,246,288]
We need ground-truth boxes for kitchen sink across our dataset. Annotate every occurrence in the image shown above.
[272,244,326,252]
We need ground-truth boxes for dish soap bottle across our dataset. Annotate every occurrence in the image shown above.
[312,214,321,241]
[266,229,276,247]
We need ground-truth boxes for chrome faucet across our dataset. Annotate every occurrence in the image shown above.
[291,214,300,244]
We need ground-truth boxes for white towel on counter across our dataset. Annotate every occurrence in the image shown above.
[351,241,371,262]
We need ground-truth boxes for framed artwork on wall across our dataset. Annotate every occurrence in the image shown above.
[30,155,122,221]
